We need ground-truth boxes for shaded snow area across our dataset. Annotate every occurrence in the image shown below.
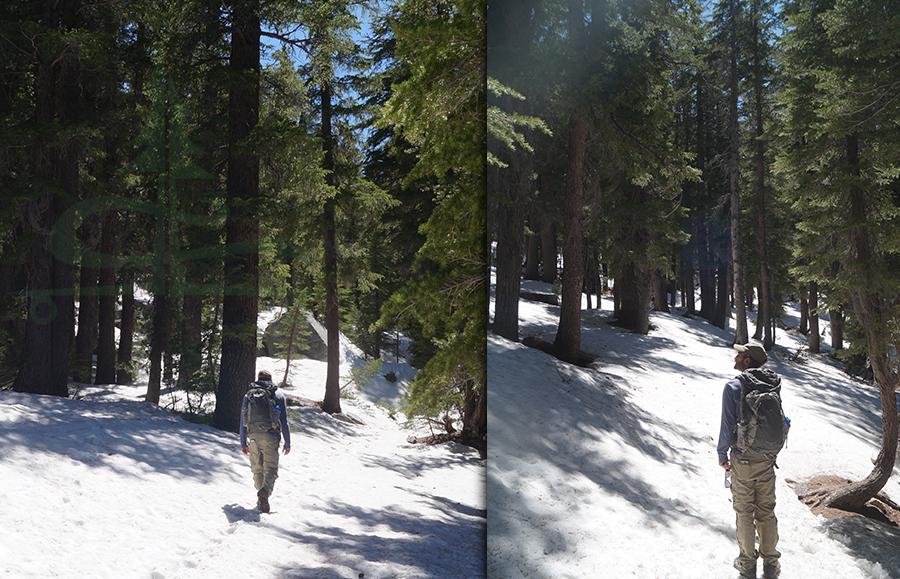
[488,278,900,579]
[0,345,485,578]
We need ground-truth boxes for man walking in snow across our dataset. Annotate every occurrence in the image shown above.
[718,341,781,579]
[241,370,291,513]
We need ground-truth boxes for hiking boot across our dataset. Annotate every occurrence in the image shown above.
[734,558,755,579]
[763,562,780,579]
[257,490,270,513]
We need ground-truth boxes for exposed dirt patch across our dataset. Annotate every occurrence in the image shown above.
[787,475,900,527]
[409,432,487,455]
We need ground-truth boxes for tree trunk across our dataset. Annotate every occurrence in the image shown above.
[13,2,81,397]
[830,308,844,350]
[728,0,748,345]
[613,278,620,317]
[14,193,76,397]
[668,269,677,308]
[146,291,168,405]
[698,220,716,320]
[682,262,695,313]
[813,134,900,510]
[808,280,820,353]
[751,9,772,350]
[814,134,900,512]
[540,220,557,284]
[281,305,301,386]
[523,218,541,281]
[95,210,118,385]
[552,0,587,364]
[584,246,600,310]
[216,0,261,432]
[491,46,533,340]
[713,260,728,330]
[820,328,899,512]
[73,217,99,383]
[492,166,525,340]
[687,72,703,318]
[616,261,651,335]
[491,0,537,339]
[146,81,173,404]
[321,79,342,415]
[651,269,669,314]
[176,290,203,391]
[799,282,809,335]
[460,379,486,452]
[553,105,587,363]
[116,273,135,385]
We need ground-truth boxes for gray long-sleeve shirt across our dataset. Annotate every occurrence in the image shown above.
[717,377,742,464]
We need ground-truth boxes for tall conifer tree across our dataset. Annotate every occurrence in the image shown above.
[781,0,900,511]
[216,0,261,431]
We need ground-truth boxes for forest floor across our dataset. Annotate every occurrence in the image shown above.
[489,276,900,579]
[0,318,486,579]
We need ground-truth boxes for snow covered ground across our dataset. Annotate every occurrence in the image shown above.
[0,323,485,579]
[488,278,900,579]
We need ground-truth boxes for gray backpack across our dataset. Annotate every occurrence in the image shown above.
[734,368,787,456]
[243,381,280,433]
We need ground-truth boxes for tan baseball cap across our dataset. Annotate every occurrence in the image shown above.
[734,340,767,364]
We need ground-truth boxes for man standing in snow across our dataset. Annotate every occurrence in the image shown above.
[718,341,781,579]
[241,370,291,513]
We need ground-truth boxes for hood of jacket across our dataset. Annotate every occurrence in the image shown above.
[250,379,277,392]
[737,367,781,393]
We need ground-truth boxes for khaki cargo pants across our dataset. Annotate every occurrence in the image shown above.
[730,455,781,570]
[248,431,281,496]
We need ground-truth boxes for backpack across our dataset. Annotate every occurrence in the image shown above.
[733,368,788,456]
[243,381,280,434]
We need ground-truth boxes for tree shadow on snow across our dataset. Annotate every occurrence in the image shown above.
[487,338,734,579]
[518,300,734,384]
[581,309,735,383]
[357,450,484,481]
[823,516,900,579]
[772,354,889,449]
[287,406,366,444]
[269,495,486,579]
[0,392,243,485]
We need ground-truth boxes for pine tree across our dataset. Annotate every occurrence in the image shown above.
[488,0,545,343]
[745,0,779,349]
[129,63,216,405]
[7,0,103,396]
[723,0,749,345]
[377,0,486,448]
[780,0,900,512]
[216,0,262,432]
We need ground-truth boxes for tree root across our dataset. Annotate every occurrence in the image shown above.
[795,476,853,512]
[790,475,900,526]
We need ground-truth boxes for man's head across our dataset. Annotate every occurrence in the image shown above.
[734,340,767,371]
[258,369,273,382]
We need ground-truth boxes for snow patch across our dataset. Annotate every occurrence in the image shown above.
[489,280,900,578]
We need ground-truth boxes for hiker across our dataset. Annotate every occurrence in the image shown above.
[718,340,782,579]
[240,370,291,513]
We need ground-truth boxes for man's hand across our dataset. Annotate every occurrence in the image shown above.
[241,446,249,455]
[283,447,291,455]
[719,460,730,470]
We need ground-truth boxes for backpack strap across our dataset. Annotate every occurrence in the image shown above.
[737,374,749,425]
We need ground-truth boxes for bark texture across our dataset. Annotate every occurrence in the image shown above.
[216,0,261,432]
